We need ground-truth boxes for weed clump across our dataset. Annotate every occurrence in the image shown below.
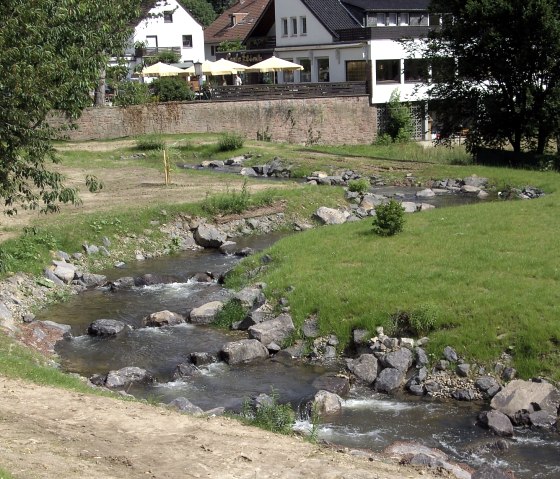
[240,390,295,435]
[372,199,405,236]
[202,181,250,215]
[217,133,244,152]
[212,299,246,328]
[386,303,439,337]
[347,178,370,194]
[135,135,165,151]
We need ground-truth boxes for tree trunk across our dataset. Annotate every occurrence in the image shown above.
[93,68,106,107]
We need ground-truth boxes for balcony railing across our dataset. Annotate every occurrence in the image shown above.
[337,26,432,42]
[135,46,182,58]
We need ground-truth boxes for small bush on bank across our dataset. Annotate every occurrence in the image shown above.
[212,299,246,328]
[347,178,370,194]
[386,304,439,337]
[372,200,405,236]
[151,77,195,102]
[240,390,295,435]
[136,135,165,151]
[217,133,244,152]
[202,180,250,215]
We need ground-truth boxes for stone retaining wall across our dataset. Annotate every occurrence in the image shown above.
[50,97,377,145]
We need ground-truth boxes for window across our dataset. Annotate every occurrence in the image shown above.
[281,18,288,36]
[300,16,307,35]
[283,58,294,82]
[387,13,397,26]
[210,45,216,56]
[376,13,386,26]
[376,59,400,83]
[182,35,193,48]
[291,17,298,36]
[346,60,367,82]
[399,13,409,26]
[410,14,429,26]
[366,14,375,27]
[146,35,158,49]
[317,58,330,82]
[164,11,173,23]
[404,59,428,82]
[299,58,311,82]
[429,14,441,26]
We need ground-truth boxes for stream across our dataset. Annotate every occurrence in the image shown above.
[38,191,559,478]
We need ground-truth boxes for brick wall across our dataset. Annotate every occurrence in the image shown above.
[51,96,378,145]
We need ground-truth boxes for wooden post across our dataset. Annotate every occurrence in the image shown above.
[163,149,170,185]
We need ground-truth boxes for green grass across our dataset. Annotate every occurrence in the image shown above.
[227,170,560,380]
[0,467,14,479]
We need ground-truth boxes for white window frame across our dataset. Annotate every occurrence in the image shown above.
[291,17,298,36]
[300,16,307,35]
[281,17,288,36]
[387,13,397,26]
[399,13,409,26]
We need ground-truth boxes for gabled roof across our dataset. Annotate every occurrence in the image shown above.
[204,0,273,44]
[300,0,361,37]
[342,0,430,12]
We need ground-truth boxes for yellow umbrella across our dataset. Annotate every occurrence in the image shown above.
[140,62,188,77]
[185,59,246,76]
[185,60,216,75]
[245,56,304,73]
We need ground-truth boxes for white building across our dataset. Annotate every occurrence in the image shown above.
[133,0,205,65]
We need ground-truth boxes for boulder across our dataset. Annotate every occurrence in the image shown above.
[313,390,342,415]
[314,207,347,225]
[0,302,16,332]
[109,276,135,289]
[172,363,201,379]
[144,310,185,327]
[219,241,238,255]
[490,379,560,419]
[415,347,429,367]
[233,303,274,330]
[472,465,515,479]
[43,268,65,286]
[189,352,217,366]
[134,274,178,286]
[53,262,77,283]
[461,185,481,193]
[302,316,320,339]
[443,346,459,362]
[105,367,152,388]
[416,188,436,198]
[234,286,265,309]
[189,301,224,324]
[312,373,350,396]
[452,389,478,401]
[168,397,203,415]
[528,410,557,429]
[220,339,269,365]
[375,368,405,393]
[193,224,227,248]
[87,319,126,337]
[81,273,107,287]
[240,167,258,177]
[248,313,295,346]
[380,348,413,373]
[475,377,501,398]
[456,363,470,377]
[479,410,514,437]
[347,354,379,384]
[400,202,418,213]
[463,175,488,188]
[190,272,214,283]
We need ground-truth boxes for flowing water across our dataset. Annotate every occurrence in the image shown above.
[38,194,559,478]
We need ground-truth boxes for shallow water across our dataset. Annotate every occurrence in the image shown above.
[40,224,558,478]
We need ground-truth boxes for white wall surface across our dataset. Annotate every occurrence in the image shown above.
[275,0,333,47]
[134,0,205,62]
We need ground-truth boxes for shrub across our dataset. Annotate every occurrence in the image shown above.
[202,180,250,215]
[217,133,244,152]
[212,299,246,328]
[136,135,165,151]
[387,304,439,337]
[240,390,295,435]
[151,77,195,102]
[113,81,151,106]
[347,178,370,194]
[372,199,405,236]
[373,133,393,146]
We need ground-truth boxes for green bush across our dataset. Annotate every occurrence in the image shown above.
[113,81,151,106]
[372,199,405,236]
[202,181,250,215]
[347,178,370,194]
[217,133,244,152]
[151,77,195,102]
[136,135,165,151]
[373,133,393,146]
[241,391,295,435]
[387,303,439,337]
[213,299,246,328]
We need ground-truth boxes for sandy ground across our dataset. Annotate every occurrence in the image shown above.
[0,377,441,479]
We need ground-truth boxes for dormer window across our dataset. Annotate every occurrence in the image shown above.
[164,11,173,23]
[230,12,248,27]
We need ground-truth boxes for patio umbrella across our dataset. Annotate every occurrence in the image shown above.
[245,56,304,73]
[185,59,246,76]
[140,62,188,77]
[185,60,216,75]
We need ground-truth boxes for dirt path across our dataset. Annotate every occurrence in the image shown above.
[0,377,439,479]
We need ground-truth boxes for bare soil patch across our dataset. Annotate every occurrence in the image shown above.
[0,377,438,479]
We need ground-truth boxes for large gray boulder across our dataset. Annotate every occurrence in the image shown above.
[375,368,405,393]
[475,376,501,398]
[143,310,185,327]
[416,188,436,198]
[80,272,107,287]
[220,339,269,365]
[314,207,347,225]
[233,303,275,330]
[312,390,342,416]
[53,262,77,283]
[347,354,379,384]
[167,397,203,415]
[189,301,223,324]
[312,373,350,396]
[479,410,514,437]
[0,302,16,332]
[87,319,126,337]
[490,379,560,419]
[105,367,152,388]
[248,313,295,346]
[193,224,227,248]
[234,286,265,309]
[380,348,413,372]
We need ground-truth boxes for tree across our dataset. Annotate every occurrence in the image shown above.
[178,0,217,26]
[385,90,413,142]
[419,0,560,155]
[151,77,195,102]
[0,0,141,215]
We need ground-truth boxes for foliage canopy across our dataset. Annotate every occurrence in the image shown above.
[419,0,560,155]
[0,0,140,215]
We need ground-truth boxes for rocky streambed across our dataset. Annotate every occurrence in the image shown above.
[0,177,556,479]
